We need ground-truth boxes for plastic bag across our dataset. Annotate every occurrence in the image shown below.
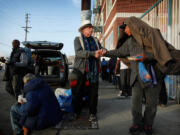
[55,88,73,112]
[138,62,152,83]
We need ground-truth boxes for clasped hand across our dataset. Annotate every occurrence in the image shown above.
[95,49,107,59]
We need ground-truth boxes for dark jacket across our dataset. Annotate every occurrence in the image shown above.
[20,78,62,130]
[105,37,159,87]
[9,47,28,75]
[73,36,102,74]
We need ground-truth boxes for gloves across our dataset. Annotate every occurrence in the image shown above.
[70,80,78,88]
[135,54,147,62]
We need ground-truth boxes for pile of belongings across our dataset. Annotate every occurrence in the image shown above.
[55,88,73,113]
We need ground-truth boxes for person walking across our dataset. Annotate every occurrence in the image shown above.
[115,58,131,97]
[101,58,108,81]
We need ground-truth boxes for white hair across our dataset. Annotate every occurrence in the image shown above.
[23,73,36,84]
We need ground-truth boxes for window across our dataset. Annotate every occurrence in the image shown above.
[105,31,113,50]
[97,0,102,5]
[100,10,104,26]
[106,0,112,17]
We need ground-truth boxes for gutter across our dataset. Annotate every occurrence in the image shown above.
[168,0,172,26]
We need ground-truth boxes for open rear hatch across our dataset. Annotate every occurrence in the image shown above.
[22,41,63,50]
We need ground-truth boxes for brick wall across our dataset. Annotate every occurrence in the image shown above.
[104,3,106,23]
[94,0,158,49]
[116,0,158,13]
[104,1,117,32]
[104,0,158,32]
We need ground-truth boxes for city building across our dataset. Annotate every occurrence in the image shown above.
[93,0,158,50]
[93,0,180,103]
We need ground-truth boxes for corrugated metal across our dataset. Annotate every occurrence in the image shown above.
[141,0,180,102]
[141,0,169,39]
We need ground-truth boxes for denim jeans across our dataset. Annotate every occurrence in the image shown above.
[10,103,23,135]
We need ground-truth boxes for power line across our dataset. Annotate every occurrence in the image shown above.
[21,13,32,41]
[0,42,11,48]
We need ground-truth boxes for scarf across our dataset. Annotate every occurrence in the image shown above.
[82,35,99,83]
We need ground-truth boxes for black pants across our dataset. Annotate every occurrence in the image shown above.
[4,65,23,100]
[132,79,160,126]
[71,74,99,115]
[101,66,107,81]
[120,69,131,95]
[5,74,23,100]
[159,79,167,105]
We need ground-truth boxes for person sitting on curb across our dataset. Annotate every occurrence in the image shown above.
[10,73,62,135]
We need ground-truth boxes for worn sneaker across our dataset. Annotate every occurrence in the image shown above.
[117,92,125,98]
[144,125,153,135]
[89,114,97,122]
[129,125,143,134]
[117,92,122,97]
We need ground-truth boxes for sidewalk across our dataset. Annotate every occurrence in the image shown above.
[58,81,180,135]
[0,72,180,135]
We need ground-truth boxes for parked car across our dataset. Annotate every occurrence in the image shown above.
[22,41,69,87]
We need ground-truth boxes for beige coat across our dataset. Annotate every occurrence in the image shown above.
[124,16,173,66]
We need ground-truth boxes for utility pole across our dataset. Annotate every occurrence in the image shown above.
[81,0,92,22]
[81,0,91,10]
[22,13,32,42]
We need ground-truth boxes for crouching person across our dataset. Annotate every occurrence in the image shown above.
[10,73,62,135]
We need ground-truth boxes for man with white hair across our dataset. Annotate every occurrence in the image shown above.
[71,20,104,121]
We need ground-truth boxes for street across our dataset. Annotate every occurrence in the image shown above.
[0,71,180,135]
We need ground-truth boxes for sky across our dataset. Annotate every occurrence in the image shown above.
[0,0,91,57]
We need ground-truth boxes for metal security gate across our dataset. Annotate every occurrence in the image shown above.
[140,0,180,103]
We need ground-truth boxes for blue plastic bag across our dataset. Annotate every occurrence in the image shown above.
[57,89,73,112]
[138,62,152,83]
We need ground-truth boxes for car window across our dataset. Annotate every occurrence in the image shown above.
[46,57,61,62]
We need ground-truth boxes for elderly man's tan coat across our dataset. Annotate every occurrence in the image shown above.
[124,16,180,75]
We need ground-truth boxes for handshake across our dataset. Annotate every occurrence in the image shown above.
[95,49,107,59]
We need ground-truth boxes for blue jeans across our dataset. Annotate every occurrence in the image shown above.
[10,103,23,135]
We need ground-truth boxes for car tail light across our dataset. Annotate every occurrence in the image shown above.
[70,80,78,88]
[60,65,65,72]
[85,80,90,87]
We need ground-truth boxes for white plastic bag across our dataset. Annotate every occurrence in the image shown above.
[55,88,69,97]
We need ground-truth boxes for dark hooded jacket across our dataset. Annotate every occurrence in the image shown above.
[105,37,159,87]
[19,78,62,130]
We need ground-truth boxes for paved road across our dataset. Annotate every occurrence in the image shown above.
[0,71,180,135]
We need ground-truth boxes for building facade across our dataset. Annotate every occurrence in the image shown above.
[93,0,157,50]
[93,0,180,103]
